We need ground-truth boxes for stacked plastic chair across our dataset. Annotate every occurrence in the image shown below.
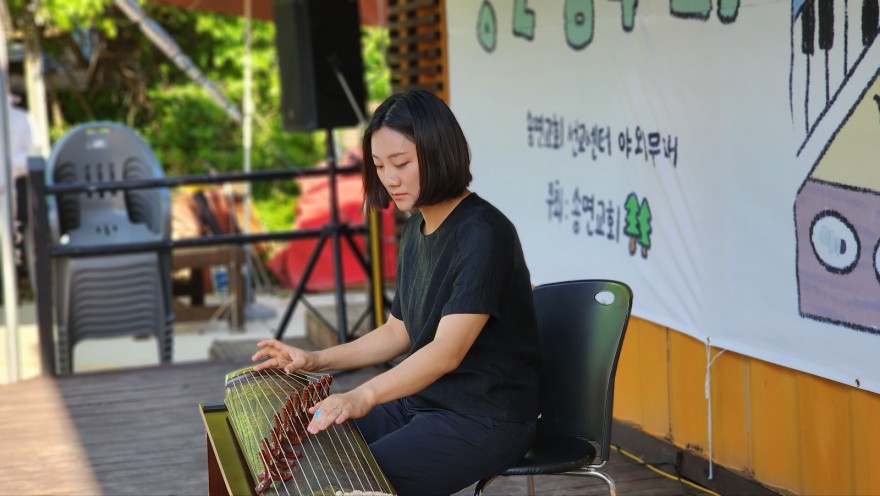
[47,122,173,374]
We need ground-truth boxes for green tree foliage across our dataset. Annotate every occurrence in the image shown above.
[624,192,640,237]
[9,0,116,34]
[637,198,652,250]
[362,26,390,102]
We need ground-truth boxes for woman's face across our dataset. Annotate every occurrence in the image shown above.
[371,127,420,212]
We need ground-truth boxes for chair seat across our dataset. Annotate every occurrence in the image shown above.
[502,434,598,476]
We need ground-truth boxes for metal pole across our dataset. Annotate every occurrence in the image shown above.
[27,156,54,376]
[23,3,49,158]
[326,130,349,343]
[241,0,253,319]
[368,209,384,328]
[0,11,19,383]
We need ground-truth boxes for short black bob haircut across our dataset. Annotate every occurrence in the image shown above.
[362,90,472,210]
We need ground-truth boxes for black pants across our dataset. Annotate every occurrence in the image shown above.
[354,398,535,496]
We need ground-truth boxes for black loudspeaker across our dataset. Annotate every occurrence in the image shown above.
[272,0,367,132]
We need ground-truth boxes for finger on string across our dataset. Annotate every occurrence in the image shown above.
[308,400,324,414]
[309,405,343,433]
[250,348,277,364]
[255,339,280,350]
[252,358,275,371]
[250,344,278,361]
[308,413,327,434]
[335,409,349,424]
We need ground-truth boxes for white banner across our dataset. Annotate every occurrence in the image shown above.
[447,0,880,392]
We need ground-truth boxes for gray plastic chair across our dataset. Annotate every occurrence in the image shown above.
[474,279,633,496]
[47,121,173,374]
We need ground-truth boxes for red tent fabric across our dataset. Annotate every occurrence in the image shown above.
[268,157,397,292]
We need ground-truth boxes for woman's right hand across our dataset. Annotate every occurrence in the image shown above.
[251,339,319,374]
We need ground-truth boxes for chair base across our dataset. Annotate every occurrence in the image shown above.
[474,467,616,496]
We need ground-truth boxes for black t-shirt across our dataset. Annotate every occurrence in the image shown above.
[391,193,540,422]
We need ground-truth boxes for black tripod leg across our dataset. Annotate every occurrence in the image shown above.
[273,231,329,340]
[274,129,363,344]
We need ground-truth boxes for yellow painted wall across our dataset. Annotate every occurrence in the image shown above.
[614,317,880,495]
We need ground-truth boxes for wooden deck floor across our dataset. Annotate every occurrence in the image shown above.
[0,347,711,496]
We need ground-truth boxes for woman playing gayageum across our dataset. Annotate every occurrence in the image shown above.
[252,90,540,495]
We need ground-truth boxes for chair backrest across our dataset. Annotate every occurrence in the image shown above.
[46,121,169,246]
[533,279,633,462]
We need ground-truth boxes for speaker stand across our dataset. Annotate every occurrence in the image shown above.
[274,129,367,345]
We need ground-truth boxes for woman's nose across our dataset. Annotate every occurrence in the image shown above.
[383,169,399,186]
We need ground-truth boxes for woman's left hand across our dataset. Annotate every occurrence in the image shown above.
[306,390,373,434]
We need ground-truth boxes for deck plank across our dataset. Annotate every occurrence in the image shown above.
[0,353,706,495]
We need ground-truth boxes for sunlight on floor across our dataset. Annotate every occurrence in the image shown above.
[0,291,357,383]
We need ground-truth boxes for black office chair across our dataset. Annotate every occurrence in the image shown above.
[474,280,633,496]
